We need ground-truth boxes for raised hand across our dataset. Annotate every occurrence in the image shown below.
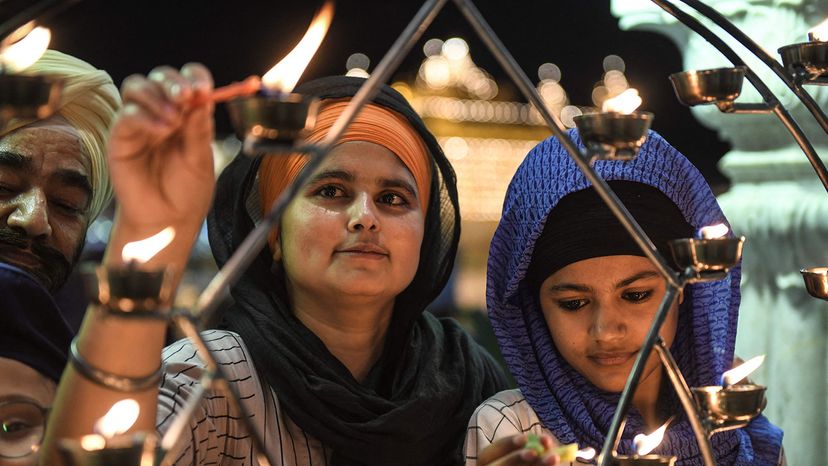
[108,63,215,241]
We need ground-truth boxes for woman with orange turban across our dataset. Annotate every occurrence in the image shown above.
[44,72,507,466]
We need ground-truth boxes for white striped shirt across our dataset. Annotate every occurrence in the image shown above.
[157,330,331,466]
[463,389,574,466]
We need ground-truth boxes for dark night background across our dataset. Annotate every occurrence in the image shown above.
[38,0,730,189]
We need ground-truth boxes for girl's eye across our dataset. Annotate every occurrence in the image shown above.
[622,290,653,302]
[557,299,588,311]
[317,185,345,198]
[378,192,409,206]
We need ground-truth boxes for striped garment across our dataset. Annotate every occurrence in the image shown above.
[157,330,331,466]
[463,389,576,466]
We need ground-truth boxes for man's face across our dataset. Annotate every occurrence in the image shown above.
[0,121,90,291]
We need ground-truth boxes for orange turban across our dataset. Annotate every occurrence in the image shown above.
[259,100,432,250]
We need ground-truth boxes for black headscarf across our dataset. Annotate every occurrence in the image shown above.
[527,180,695,290]
[0,262,73,382]
[208,76,507,466]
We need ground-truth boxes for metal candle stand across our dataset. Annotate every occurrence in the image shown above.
[139,0,808,464]
[58,432,159,466]
[74,263,171,465]
[800,267,828,300]
[611,455,677,466]
[13,0,828,464]
[573,111,654,161]
[778,40,828,84]
[225,92,320,154]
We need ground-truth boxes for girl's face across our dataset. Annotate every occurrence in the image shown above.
[276,141,425,305]
[538,255,679,393]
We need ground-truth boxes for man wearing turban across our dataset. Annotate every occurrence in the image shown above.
[0,50,121,292]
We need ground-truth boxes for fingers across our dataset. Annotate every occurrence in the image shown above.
[181,62,214,97]
[115,64,216,152]
[121,63,214,122]
[180,63,215,148]
[121,73,178,126]
[478,435,560,466]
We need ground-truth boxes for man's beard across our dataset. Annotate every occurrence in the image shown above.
[0,227,82,292]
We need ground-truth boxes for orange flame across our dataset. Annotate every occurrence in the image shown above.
[809,17,828,41]
[633,420,670,455]
[722,355,765,386]
[262,1,335,92]
[121,227,175,263]
[602,88,642,114]
[93,399,140,438]
[699,223,729,239]
[0,26,50,72]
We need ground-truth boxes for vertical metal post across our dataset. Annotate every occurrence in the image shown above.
[654,338,716,466]
[597,277,686,466]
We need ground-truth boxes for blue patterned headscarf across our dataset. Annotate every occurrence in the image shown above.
[487,130,783,465]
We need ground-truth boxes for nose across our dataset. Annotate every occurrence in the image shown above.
[589,302,626,343]
[6,189,52,239]
[347,193,379,232]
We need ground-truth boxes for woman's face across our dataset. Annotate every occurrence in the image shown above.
[538,255,679,393]
[0,357,55,466]
[276,141,425,305]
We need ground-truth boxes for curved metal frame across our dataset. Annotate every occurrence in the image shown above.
[680,0,828,130]
[13,0,821,465]
[651,0,828,192]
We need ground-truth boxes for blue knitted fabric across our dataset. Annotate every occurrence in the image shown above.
[487,129,783,465]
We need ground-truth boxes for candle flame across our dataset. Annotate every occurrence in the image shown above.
[722,354,765,386]
[79,434,106,451]
[809,17,828,41]
[577,447,596,460]
[602,88,642,114]
[633,420,669,455]
[261,1,334,92]
[121,227,175,263]
[699,223,729,239]
[0,26,51,73]
[93,399,140,438]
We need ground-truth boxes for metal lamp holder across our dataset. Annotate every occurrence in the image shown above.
[16,0,828,464]
[138,0,828,465]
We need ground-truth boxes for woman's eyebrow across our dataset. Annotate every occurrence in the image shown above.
[615,271,660,288]
[309,169,353,184]
[377,177,417,197]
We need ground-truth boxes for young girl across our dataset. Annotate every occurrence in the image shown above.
[44,69,507,465]
[465,130,784,465]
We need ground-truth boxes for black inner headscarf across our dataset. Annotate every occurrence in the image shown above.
[208,76,507,466]
[527,180,695,291]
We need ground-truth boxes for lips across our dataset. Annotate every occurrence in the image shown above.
[336,242,389,257]
[588,351,638,366]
